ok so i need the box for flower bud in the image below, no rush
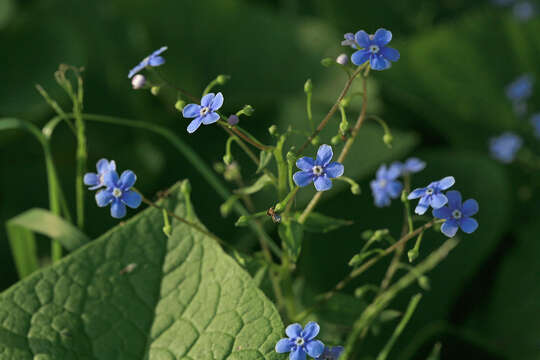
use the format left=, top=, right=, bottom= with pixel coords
left=286, top=151, right=296, bottom=164
left=304, top=79, right=313, bottom=93
left=175, top=100, right=186, bottom=111
left=383, top=133, right=393, bottom=147
left=131, top=74, right=146, bottom=89
left=311, top=136, right=320, bottom=146
left=227, top=115, right=239, bottom=126
left=223, top=153, right=233, bottom=165
left=150, top=86, right=160, bottom=96
left=407, top=248, right=419, bottom=263
left=336, top=53, right=349, bottom=65
left=351, top=184, right=361, bottom=195
left=321, top=57, right=334, bottom=67
left=331, top=135, right=341, bottom=145
left=181, top=179, right=191, bottom=195
left=268, top=125, right=278, bottom=135
left=339, top=120, right=349, bottom=133
left=242, top=105, right=254, bottom=116
left=214, top=162, right=225, bottom=173
left=216, top=74, right=230, bottom=85
left=340, top=97, right=351, bottom=107
left=274, top=203, right=284, bottom=212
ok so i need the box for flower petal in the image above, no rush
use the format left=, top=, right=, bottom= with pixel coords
left=414, top=196, right=430, bottom=215
left=316, top=144, right=333, bottom=166
left=119, top=170, right=137, bottom=189
left=275, top=338, right=294, bottom=353
left=121, top=190, right=142, bottom=209
left=183, top=104, right=202, bottom=118
left=460, top=217, right=479, bottom=234
left=148, top=56, right=165, bottom=67
left=355, top=30, right=371, bottom=48
left=445, top=190, right=462, bottom=210
left=293, top=171, right=314, bottom=187
left=373, top=28, right=392, bottom=46
left=104, top=170, right=119, bottom=188
left=387, top=163, right=402, bottom=180
left=438, top=176, right=455, bottom=191
left=370, top=54, right=391, bottom=71
left=201, top=93, right=215, bottom=107
left=433, top=206, right=452, bottom=219
left=151, top=46, right=168, bottom=57
left=430, top=193, right=448, bottom=209
left=301, top=321, right=320, bottom=340
left=404, top=158, right=425, bottom=173
left=96, top=159, right=110, bottom=173
left=305, top=340, right=325, bottom=358
left=95, top=190, right=113, bottom=207
left=296, top=157, right=315, bottom=171
left=286, top=323, right=303, bottom=338
left=441, top=220, right=459, bottom=238
left=210, top=92, right=224, bottom=111
left=84, top=173, right=99, bottom=186
left=111, top=199, right=127, bottom=219
left=351, top=49, right=371, bottom=66
left=387, top=180, right=403, bottom=198
left=290, top=347, right=307, bottom=360
left=187, top=117, right=203, bottom=133
left=380, top=46, right=400, bottom=62
left=314, top=175, right=332, bottom=192
left=324, top=162, right=344, bottom=178
left=201, top=112, right=220, bottom=125
left=462, top=199, right=479, bottom=216
left=128, top=62, right=146, bottom=79
left=408, top=188, right=426, bottom=200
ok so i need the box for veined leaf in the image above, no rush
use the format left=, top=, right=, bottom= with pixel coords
left=0, top=182, right=284, bottom=359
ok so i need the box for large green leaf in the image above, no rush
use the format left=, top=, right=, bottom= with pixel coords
left=0, top=183, right=283, bottom=359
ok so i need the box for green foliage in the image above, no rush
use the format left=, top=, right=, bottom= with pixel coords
left=296, top=212, right=353, bottom=234
left=0, top=184, right=284, bottom=359
left=278, top=219, right=304, bottom=262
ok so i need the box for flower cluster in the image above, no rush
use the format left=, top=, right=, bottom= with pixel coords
left=293, top=144, right=344, bottom=192
left=84, top=159, right=142, bottom=219
left=276, top=322, right=342, bottom=360
left=341, top=28, right=400, bottom=71
left=370, top=157, right=425, bottom=207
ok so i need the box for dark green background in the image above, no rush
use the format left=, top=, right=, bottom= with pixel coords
left=1, top=0, right=539, bottom=359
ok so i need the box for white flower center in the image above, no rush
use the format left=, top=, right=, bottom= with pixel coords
left=426, top=188, right=434, bottom=195
left=378, top=179, right=387, bottom=188
left=312, top=165, right=324, bottom=176
left=452, top=210, right=462, bottom=219
left=113, top=188, right=123, bottom=198
left=99, top=174, right=104, bottom=185
left=369, top=44, right=380, bottom=53
left=295, top=337, right=305, bottom=346
left=200, top=107, right=210, bottom=116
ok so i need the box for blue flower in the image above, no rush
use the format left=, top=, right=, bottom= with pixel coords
left=433, top=190, right=479, bottom=238
left=316, top=346, right=344, bottom=360
left=489, top=132, right=523, bottom=163
left=531, top=113, right=540, bottom=137
left=128, top=46, right=168, bottom=79
left=341, top=33, right=357, bottom=48
left=513, top=2, right=535, bottom=21
left=275, top=322, right=325, bottom=360
left=293, top=144, right=344, bottom=192
left=396, top=157, right=426, bottom=175
left=370, top=163, right=403, bottom=207
left=182, top=92, right=224, bottom=133
left=506, top=74, right=533, bottom=103
left=351, top=28, right=400, bottom=71
left=407, top=176, right=455, bottom=215
left=95, top=170, right=142, bottom=219
left=84, top=158, right=116, bottom=190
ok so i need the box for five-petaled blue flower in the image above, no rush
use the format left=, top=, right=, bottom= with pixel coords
left=293, top=144, right=344, bottom=192
left=370, top=163, right=403, bottom=207
left=182, top=92, right=224, bottom=133
left=531, top=113, right=540, bottom=138
left=84, top=158, right=116, bottom=190
left=397, top=157, right=426, bottom=175
left=96, top=170, right=142, bottom=219
left=489, top=132, right=523, bottom=163
left=506, top=74, right=533, bottom=103
left=433, top=190, right=479, bottom=238
left=128, top=46, right=168, bottom=79
left=341, top=33, right=357, bottom=48
left=408, top=176, right=455, bottom=215
left=316, top=346, right=344, bottom=360
left=350, top=28, right=400, bottom=71
left=276, top=322, right=325, bottom=360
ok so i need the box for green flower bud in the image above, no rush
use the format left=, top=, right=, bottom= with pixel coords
left=286, top=151, right=296, bottom=164
left=311, top=136, right=320, bottom=146
left=407, top=249, right=419, bottom=263
left=339, top=120, right=349, bottom=133
left=331, top=135, right=341, bottom=145
left=268, top=125, right=278, bottom=135
left=216, top=74, right=230, bottom=85
left=223, top=153, right=233, bottom=165
left=321, top=57, right=334, bottom=67
left=242, top=104, right=254, bottom=116
left=150, top=86, right=160, bottom=96
left=181, top=179, right=192, bottom=195
left=351, top=184, right=361, bottom=195
left=304, top=79, right=313, bottom=93
left=274, top=203, right=284, bottom=212
left=340, top=97, right=351, bottom=107
left=383, top=133, right=393, bottom=147
left=214, top=162, right=226, bottom=173
left=175, top=99, right=186, bottom=111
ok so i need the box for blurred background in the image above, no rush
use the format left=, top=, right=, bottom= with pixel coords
left=1, top=0, right=539, bottom=358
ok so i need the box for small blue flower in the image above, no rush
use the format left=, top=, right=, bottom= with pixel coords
left=370, top=163, right=403, bottom=207
left=408, top=176, right=455, bottom=215
left=128, top=46, right=168, bottom=79
left=492, top=0, right=515, bottom=5
left=513, top=1, right=535, bottom=21
left=95, top=170, right=142, bottom=219
left=489, top=132, right=523, bottom=163
left=351, top=28, right=400, bottom=71
left=433, top=190, right=479, bottom=238
left=84, top=159, right=116, bottom=190
left=293, top=144, right=344, bottom=192
left=341, top=33, right=357, bottom=48
left=397, top=157, right=426, bottom=175
left=275, top=322, right=325, bottom=360
left=316, top=346, right=344, bottom=360
left=506, top=74, right=533, bottom=103
left=531, top=113, right=540, bottom=137
left=182, top=92, right=224, bottom=133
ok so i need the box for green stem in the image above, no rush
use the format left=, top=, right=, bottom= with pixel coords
left=273, top=135, right=288, bottom=199
left=306, top=91, right=313, bottom=131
